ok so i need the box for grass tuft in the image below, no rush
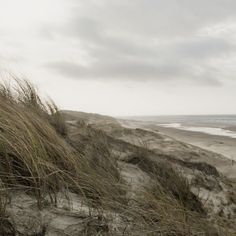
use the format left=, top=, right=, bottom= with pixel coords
left=0, top=78, right=126, bottom=210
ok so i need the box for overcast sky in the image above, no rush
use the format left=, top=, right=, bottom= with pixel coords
left=0, top=0, right=236, bottom=116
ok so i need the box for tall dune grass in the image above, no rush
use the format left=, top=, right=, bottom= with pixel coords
left=0, top=78, right=125, bottom=210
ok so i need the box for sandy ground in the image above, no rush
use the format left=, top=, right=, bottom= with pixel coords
left=154, top=125, right=236, bottom=161
left=119, top=119, right=236, bottom=180
left=153, top=125, right=236, bottom=179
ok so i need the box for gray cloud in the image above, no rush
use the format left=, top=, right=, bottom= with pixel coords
left=46, top=60, right=184, bottom=80
left=45, top=55, right=222, bottom=86
left=45, top=33, right=234, bottom=85
left=41, top=0, right=236, bottom=86
left=2, top=0, right=236, bottom=115
left=65, top=0, right=236, bottom=38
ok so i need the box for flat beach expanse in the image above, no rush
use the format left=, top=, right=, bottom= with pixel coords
left=147, top=124, right=236, bottom=179
left=119, top=119, right=236, bottom=179
left=154, top=125, right=236, bottom=161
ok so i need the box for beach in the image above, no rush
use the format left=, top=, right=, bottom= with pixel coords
left=119, top=118, right=236, bottom=180
left=154, top=125, right=236, bottom=161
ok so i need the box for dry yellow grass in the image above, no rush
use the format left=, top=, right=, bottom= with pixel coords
left=0, top=78, right=125, bottom=210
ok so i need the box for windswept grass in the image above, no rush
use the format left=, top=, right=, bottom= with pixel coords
left=126, top=150, right=205, bottom=214
left=128, top=183, right=219, bottom=236
left=0, top=79, right=67, bottom=136
left=0, top=78, right=125, bottom=210
left=66, top=121, right=127, bottom=208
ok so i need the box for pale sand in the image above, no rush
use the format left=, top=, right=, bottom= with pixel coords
left=150, top=125, right=236, bottom=179
left=154, top=125, right=236, bottom=161
left=119, top=119, right=236, bottom=179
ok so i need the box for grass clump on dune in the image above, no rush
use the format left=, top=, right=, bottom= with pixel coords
left=0, top=78, right=125, bottom=211
left=0, top=79, right=67, bottom=136
left=66, top=121, right=127, bottom=208
left=126, top=150, right=205, bottom=214
left=0, top=79, right=78, bottom=205
left=129, top=183, right=219, bottom=236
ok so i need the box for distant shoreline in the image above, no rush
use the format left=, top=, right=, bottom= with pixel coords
left=157, top=123, right=236, bottom=139
left=119, top=115, right=236, bottom=161
left=153, top=125, right=236, bottom=161
left=119, top=118, right=236, bottom=180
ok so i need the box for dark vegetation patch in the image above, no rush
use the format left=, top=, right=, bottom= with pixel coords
left=0, top=191, right=15, bottom=236
left=192, top=174, right=223, bottom=192
left=151, top=149, right=220, bottom=177
left=126, top=152, right=206, bottom=214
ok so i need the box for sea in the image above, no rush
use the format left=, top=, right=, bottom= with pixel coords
left=128, top=115, right=236, bottom=139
